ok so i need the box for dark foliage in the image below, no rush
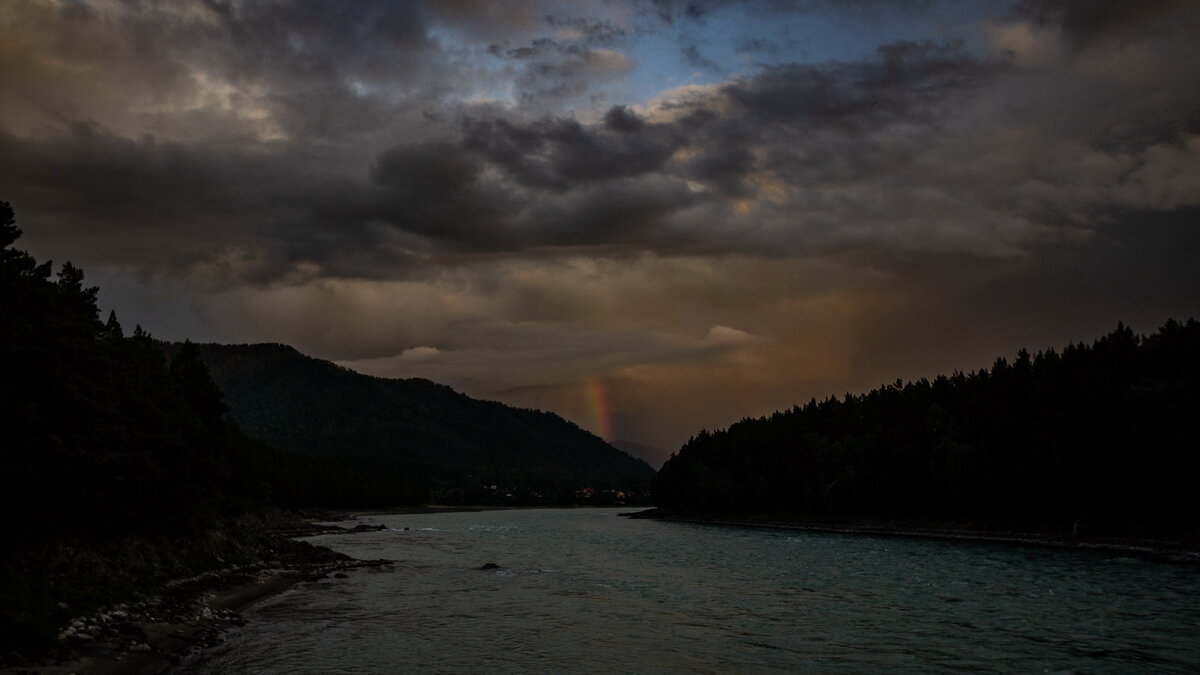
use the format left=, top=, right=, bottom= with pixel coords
left=656, top=319, right=1200, bottom=530
left=178, top=342, right=655, bottom=505
left=1, top=200, right=372, bottom=542
left=0, top=199, right=650, bottom=658
left=0, top=198, right=650, bottom=542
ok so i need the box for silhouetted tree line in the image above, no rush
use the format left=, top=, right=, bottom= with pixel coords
left=656, top=319, right=1200, bottom=529
left=0, top=202, right=429, bottom=542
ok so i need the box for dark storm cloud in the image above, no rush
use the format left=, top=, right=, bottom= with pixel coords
left=642, top=0, right=942, bottom=25
left=462, top=110, right=683, bottom=191
left=1009, top=0, right=1191, bottom=49
left=1, top=0, right=440, bottom=142
left=216, top=35, right=1024, bottom=261
left=364, top=140, right=520, bottom=252
left=0, top=122, right=266, bottom=266
left=522, top=178, right=699, bottom=247
left=438, top=38, right=1003, bottom=252
left=200, top=0, right=431, bottom=76
left=724, top=40, right=1000, bottom=132
left=9, top=0, right=1196, bottom=281
left=687, top=146, right=756, bottom=196
left=5, top=0, right=1199, bottom=452
left=0, top=120, right=440, bottom=283
left=192, top=0, right=446, bottom=139
left=422, top=0, right=546, bottom=41
left=4, top=0, right=1022, bottom=279
left=357, top=129, right=697, bottom=252
left=372, top=141, right=482, bottom=199
left=417, top=38, right=1001, bottom=252
left=491, top=37, right=632, bottom=109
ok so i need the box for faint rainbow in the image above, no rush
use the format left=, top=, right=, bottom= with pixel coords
left=584, top=379, right=613, bottom=441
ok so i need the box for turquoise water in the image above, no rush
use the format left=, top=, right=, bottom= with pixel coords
left=178, top=508, right=1200, bottom=673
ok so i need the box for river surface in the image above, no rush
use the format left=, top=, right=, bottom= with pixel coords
left=178, top=508, right=1200, bottom=673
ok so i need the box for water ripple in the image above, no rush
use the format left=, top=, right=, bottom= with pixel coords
left=177, top=509, right=1200, bottom=674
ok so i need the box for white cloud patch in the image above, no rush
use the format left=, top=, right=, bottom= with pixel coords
left=700, top=325, right=765, bottom=348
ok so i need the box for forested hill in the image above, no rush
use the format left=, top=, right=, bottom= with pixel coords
left=0, top=200, right=441, bottom=540
left=655, top=320, right=1200, bottom=530
left=180, top=342, right=655, bottom=503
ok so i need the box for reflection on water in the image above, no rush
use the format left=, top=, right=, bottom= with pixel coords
left=177, top=508, right=1200, bottom=673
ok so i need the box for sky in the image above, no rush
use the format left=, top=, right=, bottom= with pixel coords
left=2, top=0, right=1199, bottom=466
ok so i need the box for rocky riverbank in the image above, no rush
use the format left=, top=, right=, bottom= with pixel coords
left=1, top=511, right=393, bottom=674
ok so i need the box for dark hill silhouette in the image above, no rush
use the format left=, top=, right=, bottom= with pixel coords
left=656, top=319, right=1200, bottom=534
left=181, top=342, right=654, bottom=502
left=0, top=199, right=648, bottom=659
left=0, top=198, right=446, bottom=540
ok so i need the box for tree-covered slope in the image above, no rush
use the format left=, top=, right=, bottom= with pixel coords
left=656, top=320, right=1200, bottom=529
left=0, top=200, right=430, bottom=544
left=186, top=342, right=655, bottom=500
left=1, top=200, right=254, bottom=540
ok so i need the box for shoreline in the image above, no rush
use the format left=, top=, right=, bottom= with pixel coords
left=7, top=504, right=629, bottom=673
left=22, top=505, right=1195, bottom=672
left=3, top=515, right=394, bottom=675
left=626, top=509, right=1200, bottom=564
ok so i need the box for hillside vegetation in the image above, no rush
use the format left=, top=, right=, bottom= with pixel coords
left=1, top=199, right=651, bottom=658
left=0, top=200, right=307, bottom=541
left=186, top=342, right=654, bottom=505
left=656, top=319, right=1200, bottom=532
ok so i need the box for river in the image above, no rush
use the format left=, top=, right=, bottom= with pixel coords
left=177, top=508, right=1200, bottom=673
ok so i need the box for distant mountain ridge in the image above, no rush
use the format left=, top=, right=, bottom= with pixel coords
left=183, top=343, right=654, bottom=501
